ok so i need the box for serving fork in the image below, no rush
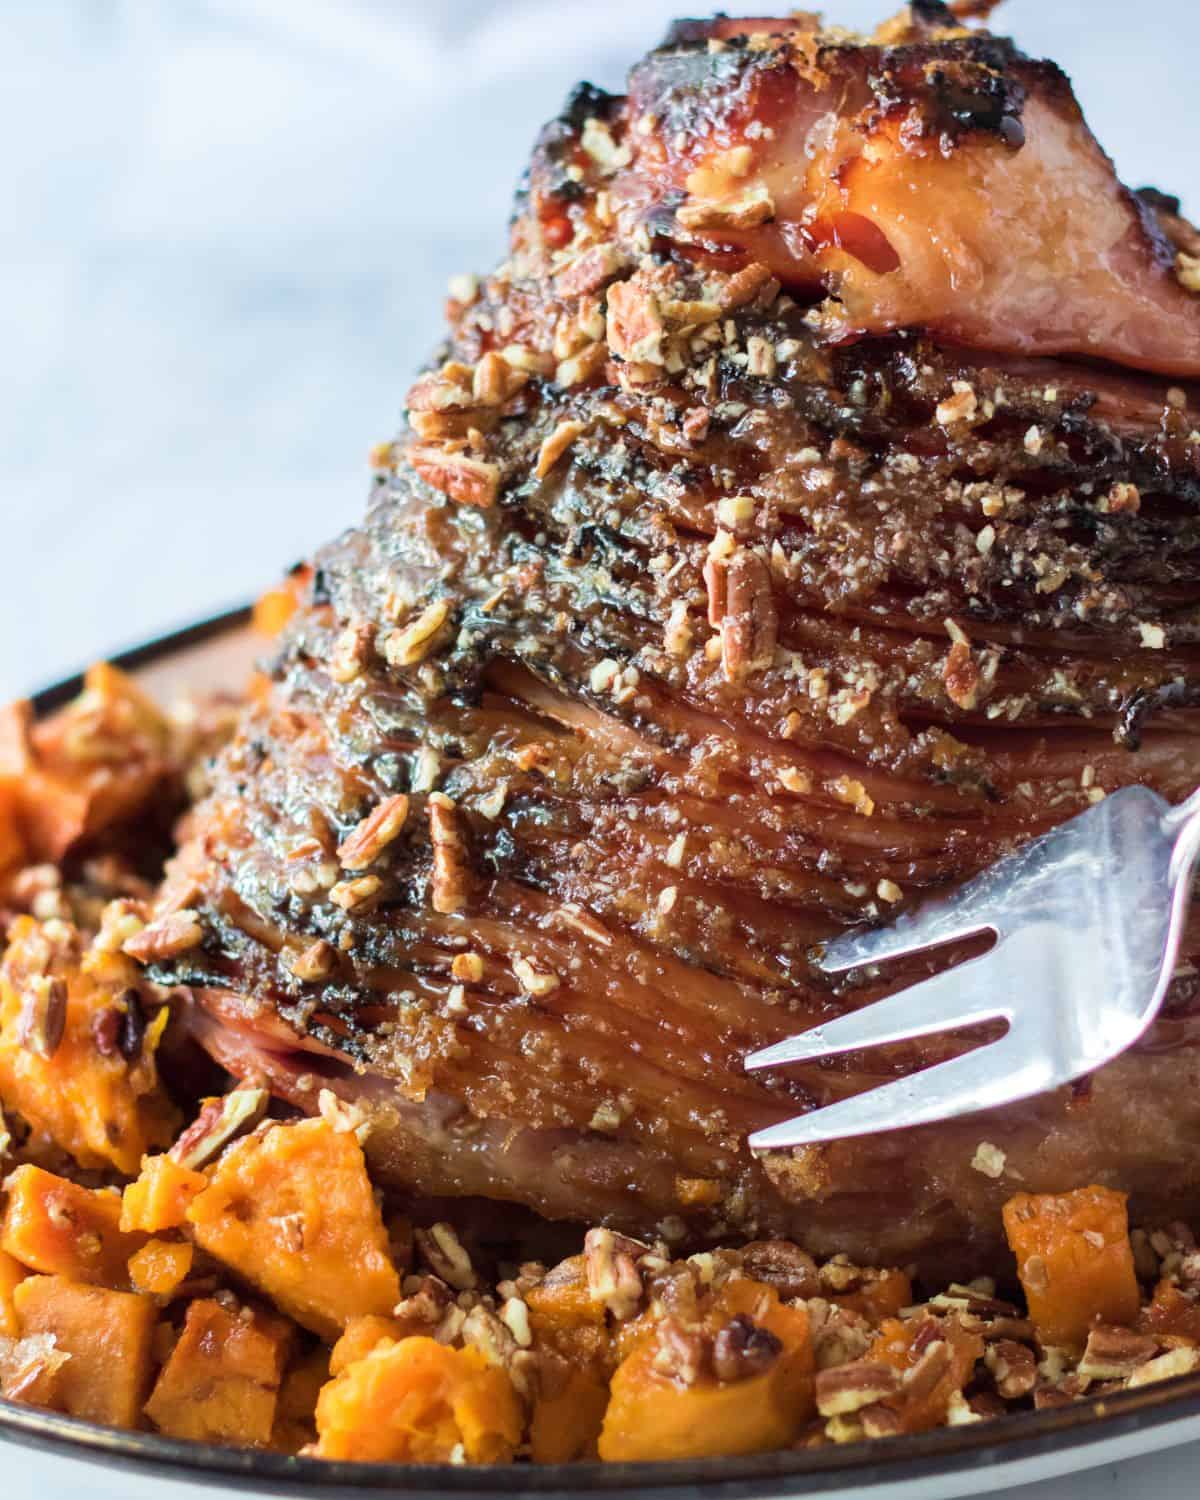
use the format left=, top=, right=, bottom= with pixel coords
left=745, top=784, right=1200, bottom=1151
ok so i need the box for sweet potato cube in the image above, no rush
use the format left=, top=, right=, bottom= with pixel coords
left=1, top=1165, right=145, bottom=1288
left=0, top=1248, right=27, bottom=1336
left=14, top=1274, right=156, bottom=1428
left=0, top=779, right=25, bottom=873
left=186, top=1117, right=401, bottom=1338
left=314, top=1336, right=524, bottom=1462
left=1003, top=1186, right=1139, bottom=1348
left=120, top=1154, right=208, bottom=1234
left=598, top=1280, right=814, bottom=1462
left=145, top=1297, right=295, bottom=1446
left=530, top=1367, right=610, bottom=1463
left=0, top=915, right=179, bottom=1173
left=128, top=1239, right=194, bottom=1298
left=330, top=1314, right=408, bottom=1376
left=272, top=1346, right=331, bottom=1453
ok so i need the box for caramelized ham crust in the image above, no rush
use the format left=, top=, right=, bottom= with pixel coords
left=150, top=5, right=1200, bottom=1276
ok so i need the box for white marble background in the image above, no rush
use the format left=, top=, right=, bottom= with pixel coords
left=2, top=1, right=1198, bottom=1496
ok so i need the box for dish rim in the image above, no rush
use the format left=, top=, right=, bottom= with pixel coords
left=5, top=604, right=1200, bottom=1496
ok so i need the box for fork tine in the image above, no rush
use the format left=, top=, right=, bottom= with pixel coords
left=747, top=1033, right=1035, bottom=1151
left=743, top=954, right=1007, bottom=1071
left=816, top=907, right=995, bottom=976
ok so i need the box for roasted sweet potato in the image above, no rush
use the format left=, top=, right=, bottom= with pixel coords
left=0, top=915, right=178, bottom=1174
left=14, top=1274, right=156, bottom=1427
left=145, top=1296, right=295, bottom=1446
left=314, top=1336, right=524, bottom=1463
left=598, top=1279, right=814, bottom=1462
left=0, top=778, right=25, bottom=874
left=3, top=665, right=172, bottom=862
left=128, top=1239, right=194, bottom=1298
left=0, top=1248, right=28, bottom=1337
left=120, top=1154, right=207, bottom=1234
left=867, top=1316, right=984, bottom=1433
left=186, top=1117, right=401, bottom=1338
left=272, top=1346, right=331, bottom=1453
left=525, top=1254, right=616, bottom=1462
left=330, top=1315, right=407, bottom=1376
left=1, top=1165, right=145, bottom=1288
left=1003, top=1187, right=1139, bottom=1348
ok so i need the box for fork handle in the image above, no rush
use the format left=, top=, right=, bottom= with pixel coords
left=1165, top=786, right=1200, bottom=888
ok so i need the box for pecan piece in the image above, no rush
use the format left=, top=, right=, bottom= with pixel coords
left=711, top=1314, right=783, bottom=1383
left=16, top=976, right=67, bottom=1059
left=739, top=1240, right=820, bottom=1300
left=428, top=794, right=470, bottom=915
left=1077, top=1325, right=1159, bottom=1380
left=584, top=1227, right=646, bottom=1321
left=415, top=1223, right=477, bottom=1291
left=124, top=909, right=204, bottom=963
left=169, top=1087, right=270, bottom=1171
left=984, top=1339, right=1037, bottom=1399
left=337, top=794, right=410, bottom=870
left=816, top=1360, right=901, bottom=1416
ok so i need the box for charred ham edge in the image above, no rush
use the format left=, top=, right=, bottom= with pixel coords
left=605, top=10, right=1200, bottom=375
left=149, top=7, right=1200, bottom=1277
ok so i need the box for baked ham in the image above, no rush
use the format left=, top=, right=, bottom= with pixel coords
left=149, top=4, right=1200, bottom=1276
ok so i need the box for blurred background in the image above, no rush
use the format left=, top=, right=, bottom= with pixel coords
left=1, top=0, right=1197, bottom=700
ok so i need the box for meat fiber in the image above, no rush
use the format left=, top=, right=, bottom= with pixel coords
left=148, top=4, right=1200, bottom=1275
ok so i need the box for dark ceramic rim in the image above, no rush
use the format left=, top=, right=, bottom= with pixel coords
left=5, top=606, right=1200, bottom=1496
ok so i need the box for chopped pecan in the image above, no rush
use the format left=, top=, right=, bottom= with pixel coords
left=429, top=794, right=470, bottom=915
left=606, top=278, right=665, bottom=365
left=705, top=547, right=778, bottom=681
left=1077, top=1324, right=1159, bottom=1380
left=16, top=976, right=67, bottom=1059
left=170, top=1088, right=270, bottom=1171
left=290, top=938, right=338, bottom=982
left=677, top=185, right=775, bottom=231
left=337, top=794, right=410, bottom=870
left=408, top=445, right=500, bottom=508
left=712, top=1314, right=783, bottom=1383
left=124, top=909, right=204, bottom=963
left=384, top=600, right=452, bottom=669
left=328, top=874, right=382, bottom=911
left=535, top=419, right=588, bottom=480
left=584, top=1227, right=646, bottom=1321
left=984, top=1339, right=1037, bottom=1399
left=652, top=1317, right=710, bottom=1385
left=815, top=1360, right=901, bottom=1416
left=739, top=1240, right=820, bottom=1300
left=415, top=1223, right=477, bottom=1291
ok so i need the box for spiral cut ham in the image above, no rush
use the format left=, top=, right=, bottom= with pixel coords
left=150, top=3, right=1200, bottom=1275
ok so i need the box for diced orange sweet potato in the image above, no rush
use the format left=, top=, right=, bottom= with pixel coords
left=186, top=1117, right=401, bottom=1338
left=253, top=587, right=300, bottom=638
left=598, top=1279, right=814, bottom=1462
left=145, top=1296, right=295, bottom=1446
left=867, top=1316, right=984, bottom=1433
left=9, top=666, right=171, bottom=861
left=531, top=1367, right=611, bottom=1463
left=1003, top=1186, right=1139, bottom=1348
left=0, top=1248, right=28, bottom=1336
left=272, top=1346, right=331, bottom=1453
left=833, top=1268, right=913, bottom=1323
left=14, top=1274, right=156, bottom=1428
left=120, top=1154, right=208, bottom=1234
left=314, top=1336, right=524, bottom=1463
left=128, top=1239, right=194, bottom=1298
left=1, top=1165, right=145, bottom=1288
left=331, top=1315, right=408, bottom=1376
left=0, top=916, right=178, bottom=1173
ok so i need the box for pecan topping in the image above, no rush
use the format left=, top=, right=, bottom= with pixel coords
left=653, top=1317, right=709, bottom=1385
left=415, top=1223, right=477, bottom=1291
left=704, top=546, right=777, bottom=682
left=428, top=794, right=470, bottom=915
left=712, top=1314, right=783, bottom=1383
left=984, top=1339, right=1037, bottom=1399
left=337, top=794, right=410, bottom=870
left=169, top=1087, right=270, bottom=1171
left=1077, top=1324, right=1159, bottom=1380
left=17, top=976, right=67, bottom=1059
left=408, top=446, right=500, bottom=508
left=383, top=601, right=452, bottom=669
left=123, top=909, right=204, bottom=963
left=739, top=1240, right=819, bottom=1300
left=816, top=1360, right=901, bottom=1416
left=584, top=1227, right=646, bottom=1321
left=290, top=939, right=338, bottom=982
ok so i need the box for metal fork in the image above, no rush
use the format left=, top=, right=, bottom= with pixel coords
left=745, top=784, right=1200, bottom=1151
